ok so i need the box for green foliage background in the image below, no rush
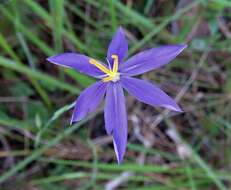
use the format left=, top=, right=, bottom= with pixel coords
left=0, top=0, right=231, bottom=189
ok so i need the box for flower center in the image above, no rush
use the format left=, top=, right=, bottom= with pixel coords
left=89, top=54, right=120, bottom=82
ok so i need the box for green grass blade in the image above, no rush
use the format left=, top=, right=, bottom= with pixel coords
left=0, top=33, right=20, bottom=63
left=0, top=112, right=97, bottom=184
left=0, top=56, right=80, bottom=94
left=185, top=142, right=228, bottom=190
left=211, top=0, right=231, bottom=7
left=108, top=0, right=117, bottom=32
left=49, top=0, right=64, bottom=52
left=23, top=0, right=89, bottom=53
left=129, top=0, right=202, bottom=55
left=111, top=0, right=154, bottom=29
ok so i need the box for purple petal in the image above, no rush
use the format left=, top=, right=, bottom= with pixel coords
left=107, top=27, right=128, bottom=67
left=119, top=45, right=187, bottom=76
left=104, top=82, right=127, bottom=163
left=121, top=76, right=182, bottom=112
left=47, top=53, right=105, bottom=78
left=71, top=81, right=107, bottom=124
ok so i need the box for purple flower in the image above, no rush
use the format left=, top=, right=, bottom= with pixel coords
left=47, top=27, right=187, bottom=164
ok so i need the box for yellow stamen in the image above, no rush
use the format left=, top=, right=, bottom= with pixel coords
left=112, top=54, right=118, bottom=73
left=103, top=76, right=114, bottom=82
left=89, top=58, right=111, bottom=75
left=89, top=55, right=120, bottom=82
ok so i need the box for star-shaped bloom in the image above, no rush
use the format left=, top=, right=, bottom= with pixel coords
left=47, top=27, right=187, bottom=163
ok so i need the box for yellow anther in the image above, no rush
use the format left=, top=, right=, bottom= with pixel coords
left=89, top=55, right=120, bottom=82
left=112, top=54, right=119, bottom=73
left=89, top=58, right=111, bottom=75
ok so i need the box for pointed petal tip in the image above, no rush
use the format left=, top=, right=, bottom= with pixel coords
left=70, top=120, right=74, bottom=126
left=70, top=112, right=84, bottom=125
left=114, top=141, right=126, bottom=165
left=183, top=44, right=188, bottom=48
left=171, top=44, right=187, bottom=58
left=46, top=55, right=60, bottom=64
left=163, top=104, right=183, bottom=112
left=182, top=44, right=188, bottom=48
left=117, top=157, right=123, bottom=164
left=173, top=103, right=183, bottom=113
left=107, top=26, right=128, bottom=64
left=104, top=126, right=113, bottom=135
left=179, top=44, right=188, bottom=51
left=46, top=56, right=53, bottom=62
left=115, top=147, right=124, bottom=164
left=118, top=26, right=124, bottom=32
left=70, top=116, right=83, bottom=125
left=175, top=107, right=183, bottom=113
left=70, top=109, right=83, bottom=125
left=70, top=117, right=78, bottom=125
left=114, top=143, right=126, bottom=165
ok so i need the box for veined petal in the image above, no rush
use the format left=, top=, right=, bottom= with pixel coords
left=104, top=82, right=127, bottom=163
left=71, top=81, right=107, bottom=124
left=121, top=77, right=182, bottom=112
left=119, top=45, right=187, bottom=76
left=107, top=27, right=128, bottom=67
left=47, top=53, right=105, bottom=78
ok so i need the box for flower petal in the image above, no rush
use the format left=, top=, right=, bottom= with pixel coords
left=104, top=82, right=127, bottom=163
left=121, top=76, right=182, bottom=112
left=107, top=27, right=128, bottom=67
left=119, top=45, right=187, bottom=76
left=47, top=53, right=105, bottom=78
left=71, top=81, right=107, bottom=124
